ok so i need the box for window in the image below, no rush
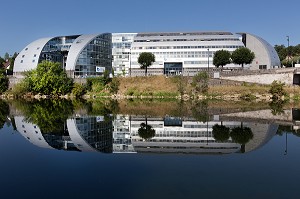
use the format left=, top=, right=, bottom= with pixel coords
left=37, top=47, right=40, bottom=50
left=25, top=48, right=28, bottom=51
left=259, top=65, right=267, bottom=69
left=32, top=60, right=35, bottom=63
left=20, top=60, right=23, bottom=63
left=22, top=55, right=25, bottom=58
left=34, top=54, right=37, bottom=57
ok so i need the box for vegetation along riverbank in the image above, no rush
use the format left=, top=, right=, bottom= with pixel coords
left=1, top=61, right=300, bottom=102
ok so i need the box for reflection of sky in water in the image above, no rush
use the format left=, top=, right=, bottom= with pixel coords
left=1, top=122, right=300, bottom=199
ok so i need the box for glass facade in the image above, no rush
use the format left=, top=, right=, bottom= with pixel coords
left=74, top=33, right=112, bottom=77
left=39, top=35, right=80, bottom=68
left=164, top=62, right=183, bottom=75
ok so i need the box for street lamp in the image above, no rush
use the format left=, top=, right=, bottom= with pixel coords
left=129, top=48, right=132, bottom=77
left=207, top=48, right=210, bottom=76
left=287, top=36, right=290, bottom=67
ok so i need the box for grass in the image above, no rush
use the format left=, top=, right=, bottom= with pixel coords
left=87, top=75, right=300, bottom=100
left=118, top=76, right=179, bottom=96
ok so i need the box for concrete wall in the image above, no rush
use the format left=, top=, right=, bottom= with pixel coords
left=221, top=73, right=293, bottom=85
left=219, top=68, right=295, bottom=85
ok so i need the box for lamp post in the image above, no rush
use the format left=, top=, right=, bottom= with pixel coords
left=207, top=48, right=210, bottom=75
left=129, top=48, right=132, bottom=77
left=287, top=36, right=290, bottom=67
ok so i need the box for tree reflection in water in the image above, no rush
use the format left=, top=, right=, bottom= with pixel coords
left=12, top=99, right=73, bottom=133
left=138, top=116, right=155, bottom=140
left=0, top=100, right=9, bottom=129
left=230, top=124, right=254, bottom=153
left=212, top=124, right=230, bottom=142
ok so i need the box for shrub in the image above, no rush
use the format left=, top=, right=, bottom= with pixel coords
left=269, top=80, right=287, bottom=100
left=191, top=72, right=209, bottom=94
left=240, top=93, right=256, bottom=101
left=22, top=61, right=73, bottom=95
left=11, top=81, right=30, bottom=97
left=72, top=83, right=86, bottom=98
left=109, top=78, right=120, bottom=94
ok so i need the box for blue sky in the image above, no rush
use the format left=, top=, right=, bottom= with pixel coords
left=1, top=0, right=299, bottom=57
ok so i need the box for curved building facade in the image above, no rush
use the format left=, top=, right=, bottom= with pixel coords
left=14, top=31, right=279, bottom=77
left=14, top=33, right=112, bottom=77
left=238, top=33, right=280, bottom=70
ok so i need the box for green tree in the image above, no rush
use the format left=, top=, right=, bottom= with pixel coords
left=231, top=47, right=255, bottom=68
left=191, top=71, right=209, bottom=94
left=7, top=52, right=18, bottom=75
left=4, top=52, right=9, bottom=60
left=137, top=52, right=155, bottom=76
left=138, top=117, right=155, bottom=140
left=213, top=50, right=231, bottom=68
left=212, top=124, right=230, bottom=142
left=23, top=61, right=73, bottom=95
left=274, top=45, right=287, bottom=61
left=0, top=69, right=9, bottom=93
left=0, top=57, right=4, bottom=68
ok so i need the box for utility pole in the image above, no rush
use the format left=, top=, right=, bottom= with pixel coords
left=287, top=36, right=290, bottom=67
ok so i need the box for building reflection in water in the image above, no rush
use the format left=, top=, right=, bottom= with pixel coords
left=15, top=114, right=279, bottom=155
left=15, top=115, right=113, bottom=153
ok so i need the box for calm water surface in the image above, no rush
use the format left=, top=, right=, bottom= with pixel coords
left=0, top=99, right=300, bottom=199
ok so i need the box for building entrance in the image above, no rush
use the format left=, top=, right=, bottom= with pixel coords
left=164, top=62, right=183, bottom=76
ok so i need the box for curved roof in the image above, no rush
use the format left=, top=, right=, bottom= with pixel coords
left=14, top=37, right=54, bottom=72
left=247, top=33, right=280, bottom=66
left=65, top=34, right=102, bottom=71
left=238, top=33, right=281, bottom=68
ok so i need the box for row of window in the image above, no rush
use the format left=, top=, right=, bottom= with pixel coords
left=24, top=47, right=40, bottom=51
left=132, top=45, right=243, bottom=50
left=20, top=59, right=36, bottom=63
left=134, top=38, right=240, bottom=43
left=138, top=32, right=233, bottom=37
left=132, top=51, right=215, bottom=56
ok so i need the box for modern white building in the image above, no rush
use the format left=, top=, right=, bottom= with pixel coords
left=112, top=33, right=137, bottom=76
left=13, top=31, right=280, bottom=78
left=128, top=31, right=281, bottom=76
left=14, top=34, right=112, bottom=78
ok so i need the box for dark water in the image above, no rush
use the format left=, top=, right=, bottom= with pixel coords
left=0, top=99, right=300, bottom=199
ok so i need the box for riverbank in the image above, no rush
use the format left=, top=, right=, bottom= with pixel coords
left=3, top=75, right=300, bottom=101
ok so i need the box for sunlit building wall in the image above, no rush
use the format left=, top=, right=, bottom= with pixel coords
left=130, top=32, right=245, bottom=76
left=14, top=34, right=112, bottom=78
left=112, top=33, right=137, bottom=76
